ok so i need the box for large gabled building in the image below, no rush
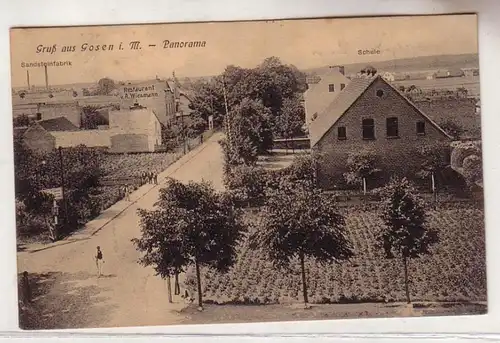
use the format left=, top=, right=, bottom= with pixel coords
left=303, top=66, right=350, bottom=127
left=308, top=74, right=452, bottom=189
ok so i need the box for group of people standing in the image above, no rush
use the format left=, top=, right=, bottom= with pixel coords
left=118, top=172, right=159, bottom=202
left=142, top=171, right=158, bottom=185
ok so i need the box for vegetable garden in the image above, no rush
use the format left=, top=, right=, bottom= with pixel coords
left=186, top=204, right=486, bottom=305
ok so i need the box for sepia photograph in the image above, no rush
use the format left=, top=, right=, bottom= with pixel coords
left=10, top=14, right=486, bottom=330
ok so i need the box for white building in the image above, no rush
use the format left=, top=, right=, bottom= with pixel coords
left=303, top=65, right=350, bottom=127
left=382, top=72, right=395, bottom=82
left=108, top=106, right=162, bottom=153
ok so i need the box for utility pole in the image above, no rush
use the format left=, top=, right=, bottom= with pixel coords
left=58, top=147, right=69, bottom=235
left=222, top=77, right=231, bottom=146
left=181, top=112, right=187, bottom=154
left=221, top=76, right=237, bottom=164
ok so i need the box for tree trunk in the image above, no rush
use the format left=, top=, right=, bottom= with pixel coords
left=403, top=255, right=411, bottom=304
left=362, top=177, right=367, bottom=207
left=174, top=272, right=180, bottom=295
left=300, top=252, right=309, bottom=306
left=195, top=258, right=203, bottom=310
left=167, top=276, right=173, bottom=303
left=431, top=172, right=437, bottom=207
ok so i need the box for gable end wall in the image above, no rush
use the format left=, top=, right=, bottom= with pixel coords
left=316, top=78, right=450, bottom=189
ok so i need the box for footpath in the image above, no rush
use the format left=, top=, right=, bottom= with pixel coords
left=20, top=132, right=223, bottom=254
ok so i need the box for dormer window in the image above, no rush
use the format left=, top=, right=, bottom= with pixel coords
left=328, top=84, right=335, bottom=92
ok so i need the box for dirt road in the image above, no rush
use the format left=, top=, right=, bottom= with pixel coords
left=17, top=132, right=225, bottom=329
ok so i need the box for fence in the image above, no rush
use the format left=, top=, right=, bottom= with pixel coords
left=272, top=137, right=310, bottom=150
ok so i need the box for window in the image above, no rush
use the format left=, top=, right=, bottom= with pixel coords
left=386, top=117, right=399, bottom=137
left=362, top=118, right=375, bottom=140
left=376, top=89, right=384, bottom=98
left=338, top=127, right=346, bottom=140
left=328, top=84, right=335, bottom=92
left=340, top=83, right=346, bottom=91
left=416, top=121, right=426, bottom=135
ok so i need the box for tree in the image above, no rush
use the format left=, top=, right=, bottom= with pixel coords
left=132, top=179, right=246, bottom=310
left=13, top=137, right=44, bottom=198
left=189, top=78, right=225, bottom=127
left=14, top=141, right=104, bottom=239
left=13, top=114, right=32, bottom=128
left=223, top=164, right=268, bottom=206
left=361, top=65, right=377, bottom=76
left=456, top=87, right=468, bottom=98
left=97, top=77, right=116, bottom=95
left=255, top=57, right=308, bottom=115
left=376, top=177, right=438, bottom=304
left=190, top=57, right=307, bottom=132
left=277, top=152, right=321, bottom=188
left=230, top=98, right=274, bottom=155
left=439, top=120, right=464, bottom=140
left=81, top=105, right=108, bottom=129
left=250, top=179, right=353, bottom=307
left=343, top=149, right=381, bottom=194
left=273, top=95, right=305, bottom=146
left=462, top=155, right=483, bottom=191
left=219, top=134, right=258, bottom=185
left=184, top=114, right=207, bottom=138
left=416, top=143, right=450, bottom=202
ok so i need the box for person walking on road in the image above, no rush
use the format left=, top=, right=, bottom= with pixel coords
left=95, top=246, right=105, bottom=277
left=125, top=184, right=131, bottom=201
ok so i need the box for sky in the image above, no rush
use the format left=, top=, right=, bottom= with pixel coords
left=9, top=14, right=478, bottom=88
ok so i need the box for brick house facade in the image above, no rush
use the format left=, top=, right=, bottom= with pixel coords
left=309, top=75, right=452, bottom=190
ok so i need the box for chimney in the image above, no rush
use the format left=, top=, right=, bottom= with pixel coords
left=329, top=65, right=345, bottom=75
left=26, top=70, right=30, bottom=89
left=44, top=65, right=49, bottom=90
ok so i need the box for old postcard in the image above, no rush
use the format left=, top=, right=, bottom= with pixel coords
left=11, top=14, right=485, bottom=330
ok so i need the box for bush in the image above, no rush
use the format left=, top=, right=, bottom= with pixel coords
left=224, top=165, right=269, bottom=206
left=462, top=155, right=483, bottom=190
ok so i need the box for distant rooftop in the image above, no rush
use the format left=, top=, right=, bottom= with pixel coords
left=38, top=117, right=79, bottom=132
